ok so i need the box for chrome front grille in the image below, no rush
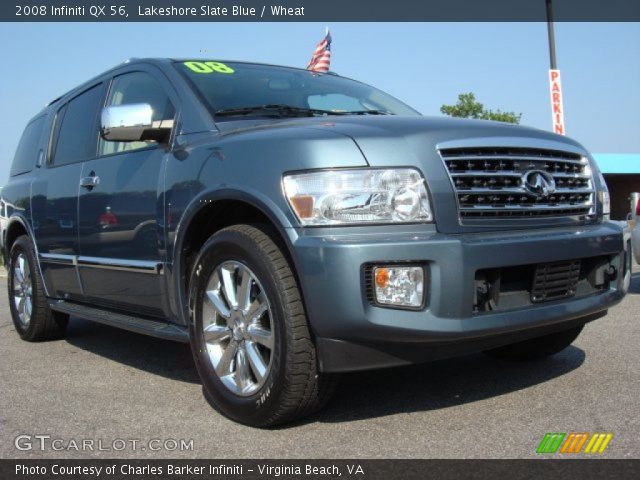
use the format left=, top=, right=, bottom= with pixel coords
left=439, top=147, right=595, bottom=219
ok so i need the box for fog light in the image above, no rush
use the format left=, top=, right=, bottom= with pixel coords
left=373, top=266, right=425, bottom=308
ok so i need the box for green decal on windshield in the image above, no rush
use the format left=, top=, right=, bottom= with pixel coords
left=183, top=61, right=234, bottom=74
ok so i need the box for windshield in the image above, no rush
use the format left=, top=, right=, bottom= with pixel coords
left=174, top=60, right=420, bottom=119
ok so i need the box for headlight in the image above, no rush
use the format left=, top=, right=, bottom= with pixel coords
left=596, top=171, right=610, bottom=218
left=283, top=168, right=433, bottom=225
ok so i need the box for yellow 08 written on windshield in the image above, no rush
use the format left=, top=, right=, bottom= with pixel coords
left=183, top=61, right=235, bottom=74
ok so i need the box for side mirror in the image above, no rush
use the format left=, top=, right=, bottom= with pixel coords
left=100, top=103, right=173, bottom=143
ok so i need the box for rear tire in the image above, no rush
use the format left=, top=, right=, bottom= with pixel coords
left=188, top=224, right=338, bottom=427
left=8, top=235, right=69, bottom=341
left=484, top=325, right=584, bottom=361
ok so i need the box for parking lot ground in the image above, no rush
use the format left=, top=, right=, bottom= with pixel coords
left=1, top=270, right=639, bottom=459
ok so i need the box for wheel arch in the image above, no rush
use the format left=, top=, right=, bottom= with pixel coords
left=172, top=188, right=303, bottom=327
left=4, top=215, right=32, bottom=263
left=3, top=214, right=49, bottom=296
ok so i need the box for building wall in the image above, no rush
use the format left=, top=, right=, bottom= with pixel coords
left=602, top=174, right=640, bottom=220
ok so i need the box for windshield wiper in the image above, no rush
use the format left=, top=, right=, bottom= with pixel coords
left=338, top=110, right=393, bottom=115
left=214, top=104, right=336, bottom=118
left=214, top=104, right=394, bottom=118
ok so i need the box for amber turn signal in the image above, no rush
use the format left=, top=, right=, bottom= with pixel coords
left=375, top=267, right=390, bottom=288
left=289, top=195, right=314, bottom=219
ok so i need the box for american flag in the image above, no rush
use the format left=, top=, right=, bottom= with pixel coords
left=307, top=28, right=331, bottom=73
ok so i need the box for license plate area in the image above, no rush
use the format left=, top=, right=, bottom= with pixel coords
left=531, top=260, right=581, bottom=303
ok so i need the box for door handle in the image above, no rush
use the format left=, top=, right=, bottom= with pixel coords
left=80, top=173, right=100, bottom=190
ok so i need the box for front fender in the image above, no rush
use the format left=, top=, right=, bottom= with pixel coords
left=170, top=186, right=299, bottom=326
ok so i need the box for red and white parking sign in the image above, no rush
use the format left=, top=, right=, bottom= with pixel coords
left=549, top=69, right=565, bottom=135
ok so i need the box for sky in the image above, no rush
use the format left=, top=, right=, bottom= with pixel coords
left=0, top=22, right=638, bottom=184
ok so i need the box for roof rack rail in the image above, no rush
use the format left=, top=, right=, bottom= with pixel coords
left=46, top=95, right=63, bottom=106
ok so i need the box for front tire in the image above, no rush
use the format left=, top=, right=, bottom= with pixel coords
left=8, top=235, right=69, bottom=341
left=188, top=224, right=337, bottom=427
left=484, top=325, right=584, bottom=361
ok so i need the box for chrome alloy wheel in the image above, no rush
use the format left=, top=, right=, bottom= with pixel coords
left=201, top=261, right=275, bottom=396
left=12, top=253, right=33, bottom=327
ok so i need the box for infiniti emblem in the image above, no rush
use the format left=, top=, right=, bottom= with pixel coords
left=523, top=170, right=556, bottom=197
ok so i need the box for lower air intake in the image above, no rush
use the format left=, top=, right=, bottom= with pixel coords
left=531, top=260, right=581, bottom=303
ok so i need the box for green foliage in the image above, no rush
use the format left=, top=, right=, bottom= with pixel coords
left=440, top=92, right=522, bottom=124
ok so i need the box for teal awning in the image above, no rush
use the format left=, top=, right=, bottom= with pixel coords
left=593, top=154, right=640, bottom=174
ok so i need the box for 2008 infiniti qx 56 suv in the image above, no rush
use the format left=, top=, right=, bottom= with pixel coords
left=1, top=59, right=630, bottom=426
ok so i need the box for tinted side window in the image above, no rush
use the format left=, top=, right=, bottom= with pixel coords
left=10, top=116, right=46, bottom=176
left=53, top=84, right=104, bottom=166
left=99, top=72, right=175, bottom=156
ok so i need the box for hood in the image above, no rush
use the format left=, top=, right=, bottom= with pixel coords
left=215, top=115, right=595, bottom=234
left=214, top=115, right=588, bottom=162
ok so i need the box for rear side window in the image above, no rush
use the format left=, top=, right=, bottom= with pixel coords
left=10, top=116, right=45, bottom=176
left=52, top=84, right=104, bottom=166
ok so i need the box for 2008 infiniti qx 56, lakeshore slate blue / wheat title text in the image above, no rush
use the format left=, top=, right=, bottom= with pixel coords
left=1, top=59, right=629, bottom=426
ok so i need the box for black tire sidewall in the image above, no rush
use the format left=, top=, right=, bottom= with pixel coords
left=188, top=229, right=290, bottom=425
left=7, top=236, right=38, bottom=339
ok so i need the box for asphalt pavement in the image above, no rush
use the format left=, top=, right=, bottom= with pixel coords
left=1, top=269, right=638, bottom=459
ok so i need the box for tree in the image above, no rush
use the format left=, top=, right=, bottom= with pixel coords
left=440, top=93, right=522, bottom=124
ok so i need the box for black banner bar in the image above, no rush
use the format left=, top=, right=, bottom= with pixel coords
left=2, top=459, right=640, bottom=480
left=3, top=0, right=640, bottom=22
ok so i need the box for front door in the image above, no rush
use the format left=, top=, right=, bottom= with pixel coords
left=77, top=68, right=177, bottom=317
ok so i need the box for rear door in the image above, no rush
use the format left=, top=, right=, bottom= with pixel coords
left=32, top=83, right=106, bottom=299
left=76, top=66, right=177, bottom=317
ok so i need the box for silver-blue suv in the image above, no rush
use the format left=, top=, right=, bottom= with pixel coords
left=1, top=59, right=629, bottom=426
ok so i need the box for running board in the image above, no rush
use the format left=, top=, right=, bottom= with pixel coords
left=48, top=300, right=189, bottom=343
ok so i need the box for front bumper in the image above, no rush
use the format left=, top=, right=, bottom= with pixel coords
left=290, top=222, right=628, bottom=372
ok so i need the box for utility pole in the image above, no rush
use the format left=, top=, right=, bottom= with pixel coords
left=546, top=0, right=565, bottom=135
left=546, top=0, right=557, bottom=70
